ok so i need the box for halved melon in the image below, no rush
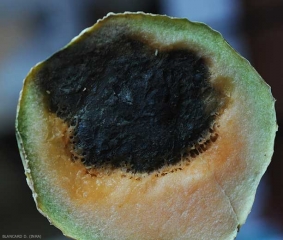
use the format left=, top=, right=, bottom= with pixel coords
left=16, top=12, right=277, bottom=240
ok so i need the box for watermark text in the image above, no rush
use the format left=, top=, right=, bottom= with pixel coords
left=2, top=235, right=41, bottom=239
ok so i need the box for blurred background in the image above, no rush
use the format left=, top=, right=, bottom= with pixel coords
left=0, top=0, right=282, bottom=239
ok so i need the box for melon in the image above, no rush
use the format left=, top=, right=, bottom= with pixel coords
left=16, top=12, right=277, bottom=240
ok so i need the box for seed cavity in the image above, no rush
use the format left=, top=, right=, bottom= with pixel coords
left=37, top=29, right=229, bottom=175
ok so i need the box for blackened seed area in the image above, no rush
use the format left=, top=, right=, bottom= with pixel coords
left=37, top=33, right=219, bottom=173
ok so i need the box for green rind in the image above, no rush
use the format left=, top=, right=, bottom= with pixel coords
left=16, top=12, right=277, bottom=240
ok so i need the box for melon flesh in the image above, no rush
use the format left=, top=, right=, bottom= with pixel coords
left=16, top=12, right=277, bottom=240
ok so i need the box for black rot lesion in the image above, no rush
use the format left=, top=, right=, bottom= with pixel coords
left=36, top=31, right=225, bottom=174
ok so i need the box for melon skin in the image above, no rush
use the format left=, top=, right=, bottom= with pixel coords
left=16, top=12, right=277, bottom=240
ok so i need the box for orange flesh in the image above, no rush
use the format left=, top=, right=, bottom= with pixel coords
left=42, top=108, right=243, bottom=205
left=33, top=96, right=244, bottom=238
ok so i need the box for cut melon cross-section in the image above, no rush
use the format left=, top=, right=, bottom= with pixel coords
left=16, top=12, right=277, bottom=240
